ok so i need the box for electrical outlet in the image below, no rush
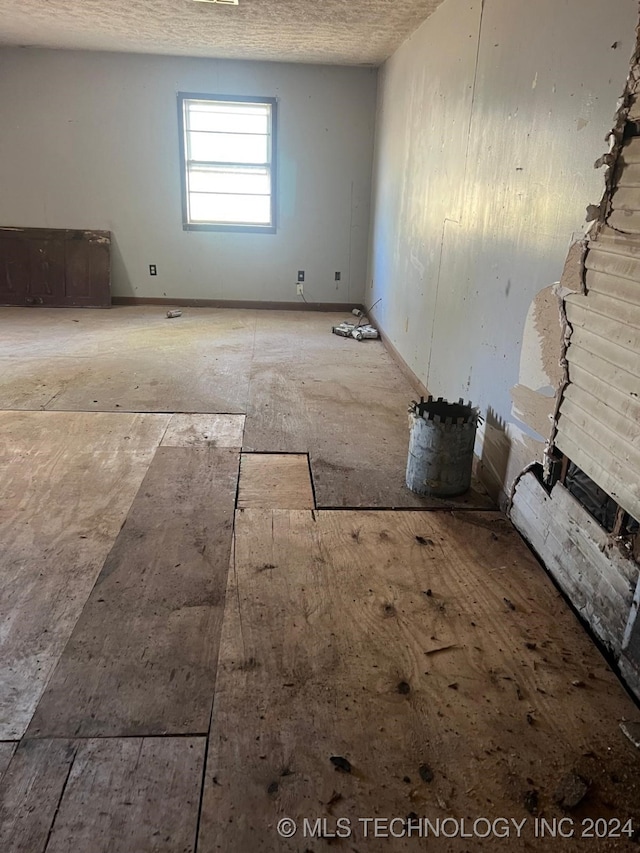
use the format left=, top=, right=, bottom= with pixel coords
left=335, top=271, right=341, bottom=281
left=296, top=283, right=304, bottom=296
left=149, top=264, right=157, bottom=276
left=297, top=270, right=305, bottom=282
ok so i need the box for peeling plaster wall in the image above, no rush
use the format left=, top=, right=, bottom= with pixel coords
left=0, top=48, right=376, bottom=302
left=367, top=0, right=637, bottom=504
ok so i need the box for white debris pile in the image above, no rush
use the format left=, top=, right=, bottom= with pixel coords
left=332, top=308, right=379, bottom=342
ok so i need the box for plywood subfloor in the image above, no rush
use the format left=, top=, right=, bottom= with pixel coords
left=28, top=447, right=239, bottom=738
left=0, top=744, right=16, bottom=783
left=0, top=410, right=170, bottom=739
left=0, top=307, right=492, bottom=509
left=0, top=737, right=204, bottom=853
left=198, top=509, right=640, bottom=852
left=4, top=308, right=640, bottom=851
left=245, top=311, right=491, bottom=509
left=237, top=453, right=315, bottom=509
left=161, top=413, right=245, bottom=447
left=0, top=307, right=254, bottom=414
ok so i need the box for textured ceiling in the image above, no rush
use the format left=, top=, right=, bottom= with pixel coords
left=0, top=0, right=445, bottom=66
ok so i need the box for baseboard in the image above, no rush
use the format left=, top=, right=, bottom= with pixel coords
left=368, top=307, right=429, bottom=400
left=619, top=655, right=640, bottom=704
left=111, top=296, right=362, bottom=312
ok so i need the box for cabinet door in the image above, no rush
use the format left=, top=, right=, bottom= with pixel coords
left=64, top=232, right=111, bottom=307
left=0, top=233, right=29, bottom=305
left=0, top=228, right=111, bottom=307
left=26, top=236, right=66, bottom=304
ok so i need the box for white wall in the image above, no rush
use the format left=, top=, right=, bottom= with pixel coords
left=367, top=0, right=637, bottom=500
left=0, top=49, right=377, bottom=303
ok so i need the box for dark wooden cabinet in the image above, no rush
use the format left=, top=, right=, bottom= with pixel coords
left=0, top=227, right=111, bottom=308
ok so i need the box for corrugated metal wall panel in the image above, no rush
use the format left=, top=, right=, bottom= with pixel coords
left=555, top=132, right=640, bottom=522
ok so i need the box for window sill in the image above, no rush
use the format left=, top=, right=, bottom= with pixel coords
left=182, top=222, right=276, bottom=234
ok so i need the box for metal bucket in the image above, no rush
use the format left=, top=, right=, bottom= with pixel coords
left=406, top=396, right=479, bottom=497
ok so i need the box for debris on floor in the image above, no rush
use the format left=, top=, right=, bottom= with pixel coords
left=332, top=309, right=379, bottom=341
left=418, top=763, right=434, bottom=783
left=553, top=771, right=589, bottom=810
left=330, top=755, right=352, bottom=773
left=523, top=789, right=539, bottom=814
left=166, top=309, right=182, bottom=319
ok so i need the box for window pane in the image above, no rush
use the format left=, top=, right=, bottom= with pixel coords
left=187, top=103, right=269, bottom=135
left=188, top=167, right=270, bottom=196
left=189, top=192, right=271, bottom=225
left=187, top=131, right=268, bottom=164
left=180, top=95, right=275, bottom=229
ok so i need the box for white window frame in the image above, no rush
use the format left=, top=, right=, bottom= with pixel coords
left=177, top=93, right=277, bottom=233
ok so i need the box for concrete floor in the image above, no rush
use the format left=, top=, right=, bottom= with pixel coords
left=1, top=306, right=639, bottom=852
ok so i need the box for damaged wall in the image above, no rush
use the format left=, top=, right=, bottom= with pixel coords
left=511, top=472, right=638, bottom=661
left=367, top=0, right=637, bottom=505
left=514, top=33, right=640, bottom=689
left=554, top=97, right=640, bottom=523
left=0, top=48, right=376, bottom=303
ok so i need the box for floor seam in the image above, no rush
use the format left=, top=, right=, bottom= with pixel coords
left=42, top=744, right=78, bottom=853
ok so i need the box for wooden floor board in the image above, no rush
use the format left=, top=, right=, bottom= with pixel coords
left=198, top=508, right=640, bottom=852
left=0, top=737, right=204, bottom=853
left=0, top=411, right=170, bottom=739
left=27, top=447, right=239, bottom=738
left=47, top=737, right=205, bottom=853
left=0, top=739, right=77, bottom=853
left=237, top=453, right=315, bottom=509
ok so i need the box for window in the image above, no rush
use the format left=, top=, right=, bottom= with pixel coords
left=177, top=93, right=277, bottom=232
